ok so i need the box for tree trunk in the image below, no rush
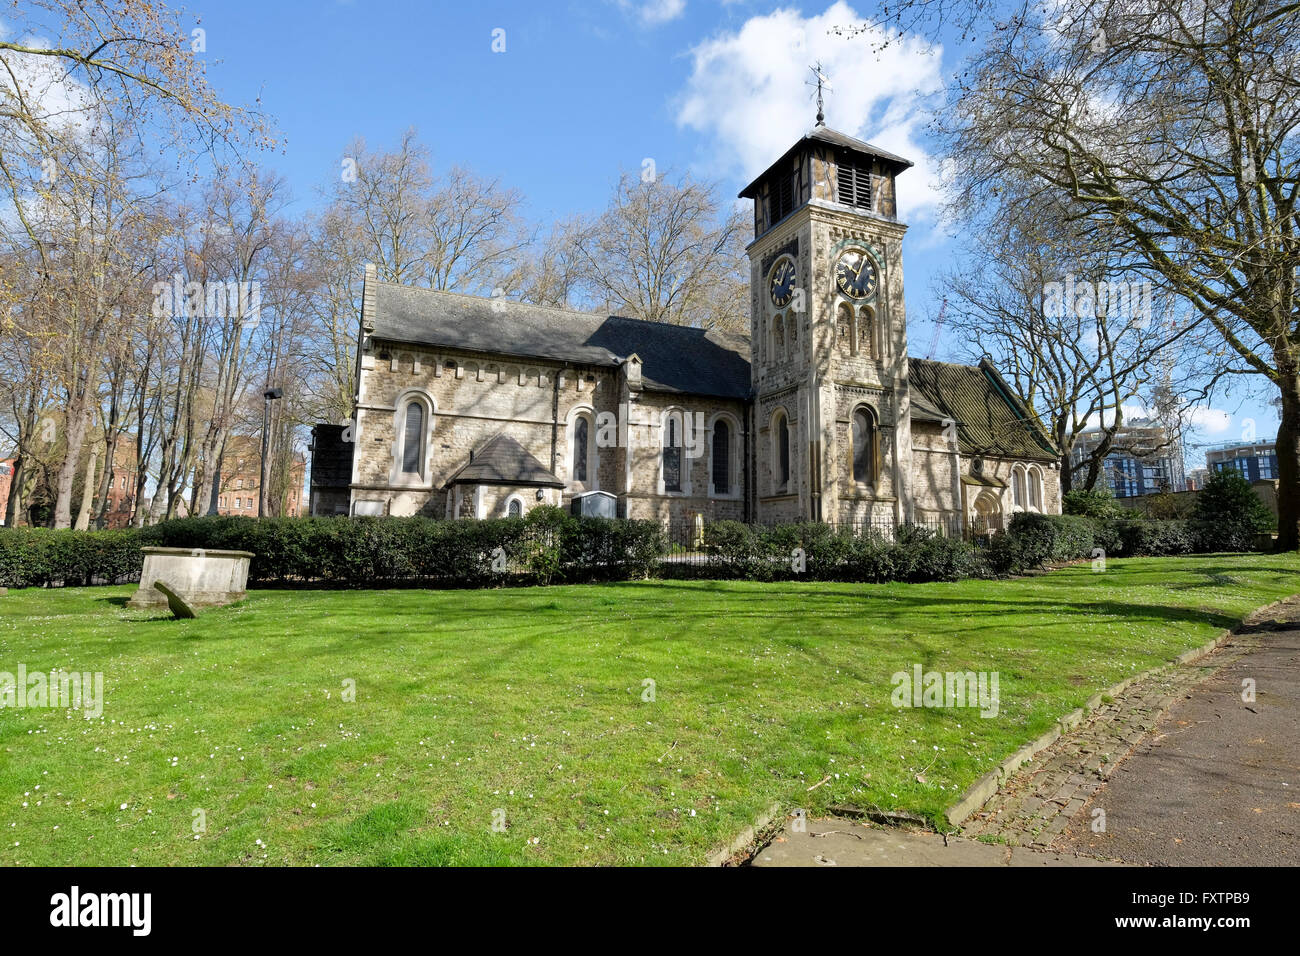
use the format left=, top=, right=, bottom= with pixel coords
left=1274, top=368, right=1300, bottom=551
left=206, top=443, right=225, bottom=516
left=4, top=456, right=23, bottom=526
left=53, top=399, right=92, bottom=528
left=94, top=434, right=118, bottom=528
left=74, top=449, right=98, bottom=531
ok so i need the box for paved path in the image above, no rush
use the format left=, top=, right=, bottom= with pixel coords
left=1055, top=614, right=1300, bottom=865
left=958, top=653, right=1251, bottom=849
left=750, top=817, right=1119, bottom=867
left=751, top=596, right=1300, bottom=866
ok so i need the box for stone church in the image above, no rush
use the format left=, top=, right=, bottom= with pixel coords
left=320, top=124, right=1060, bottom=531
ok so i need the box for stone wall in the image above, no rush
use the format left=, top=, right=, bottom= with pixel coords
left=352, top=341, right=747, bottom=522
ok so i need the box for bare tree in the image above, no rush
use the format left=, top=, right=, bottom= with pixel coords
left=508, top=217, right=586, bottom=309
left=1, top=0, right=272, bottom=527
left=865, top=0, right=1300, bottom=546
left=564, top=169, right=748, bottom=331
left=939, top=189, right=1211, bottom=493
left=185, top=170, right=290, bottom=516
left=319, top=129, right=530, bottom=292
left=307, top=129, right=531, bottom=427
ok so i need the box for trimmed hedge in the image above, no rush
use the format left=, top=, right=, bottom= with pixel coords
left=693, top=520, right=979, bottom=583
left=985, top=511, right=1247, bottom=576
left=0, top=512, right=664, bottom=589
left=0, top=503, right=1273, bottom=591
left=0, top=527, right=147, bottom=588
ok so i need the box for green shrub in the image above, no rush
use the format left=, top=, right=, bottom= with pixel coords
left=698, top=520, right=975, bottom=584
left=896, top=527, right=979, bottom=582
left=765, top=522, right=836, bottom=581
left=701, top=521, right=762, bottom=579
left=1112, top=519, right=1194, bottom=557
left=0, top=498, right=1246, bottom=593
left=1062, top=487, right=1124, bottom=519
left=1005, top=512, right=1059, bottom=568
left=997, top=513, right=1096, bottom=573
left=1087, top=518, right=1123, bottom=557
left=838, top=529, right=902, bottom=582
left=982, top=531, right=1024, bottom=577
left=1190, top=471, right=1274, bottom=552
left=556, top=514, right=662, bottom=582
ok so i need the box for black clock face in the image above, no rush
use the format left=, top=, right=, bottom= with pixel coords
left=835, top=250, right=878, bottom=300
left=769, top=258, right=796, bottom=307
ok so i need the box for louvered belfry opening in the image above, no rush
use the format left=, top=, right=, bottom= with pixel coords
left=837, top=153, right=872, bottom=210
left=771, top=170, right=796, bottom=224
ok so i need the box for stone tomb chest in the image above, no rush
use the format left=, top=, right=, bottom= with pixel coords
left=128, top=547, right=254, bottom=610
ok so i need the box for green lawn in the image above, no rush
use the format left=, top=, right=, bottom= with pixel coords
left=1, top=553, right=1296, bottom=866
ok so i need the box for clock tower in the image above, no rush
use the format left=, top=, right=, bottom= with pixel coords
left=739, top=123, right=915, bottom=526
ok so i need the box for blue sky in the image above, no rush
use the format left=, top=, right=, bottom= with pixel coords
left=187, top=0, right=1275, bottom=469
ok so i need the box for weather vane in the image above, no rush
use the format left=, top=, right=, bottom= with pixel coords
left=807, top=62, right=832, bottom=127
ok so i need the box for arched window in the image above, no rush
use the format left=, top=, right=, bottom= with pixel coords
left=773, top=410, right=791, bottom=494
left=401, top=400, right=425, bottom=475
left=507, top=497, right=523, bottom=518
left=1028, top=467, right=1043, bottom=511
left=1012, top=466, right=1026, bottom=509
left=851, top=407, right=876, bottom=484
left=711, top=419, right=731, bottom=495
left=788, top=314, right=798, bottom=353
left=858, top=306, right=875, bottom=358
left=837, top=303, right=855, bottom=355
left=663, top=413, right=682, bottom=493
left=773, top=314, right=785, bottom=359
left=573, top=416, right=590, bottom=483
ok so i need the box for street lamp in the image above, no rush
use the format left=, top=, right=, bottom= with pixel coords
left=260, top=387, right=284, bottom=518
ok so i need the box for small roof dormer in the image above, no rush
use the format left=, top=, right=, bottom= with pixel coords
left=738, top=126, right=914, bottom=240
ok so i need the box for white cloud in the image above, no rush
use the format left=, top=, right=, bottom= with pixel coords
left=0, top=28, right=96, bottom=132
left=1080, top=403, right=1235, bottom=438
left=1186, top=406, right=1233, bottom=436
left=675, top=2, right=944, bottom=224
left=619, top=0, right=687, bottom=27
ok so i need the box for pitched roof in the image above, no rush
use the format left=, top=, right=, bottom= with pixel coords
left=369, top=280, right=752, bottom=400
left=445, top=433, right=564, bottom=488
left=908, top=357, right=1058, bottom=463
left=739, top=125, right=914, bottom=199
left=364, top=282, right=1054, bottom=467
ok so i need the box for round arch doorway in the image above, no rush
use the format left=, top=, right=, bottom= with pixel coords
left=972, top=490, right=1002, bottom=534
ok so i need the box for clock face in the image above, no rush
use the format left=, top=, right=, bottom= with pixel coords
left=835, top=250, right=878, bottom=300
left=768, top=257, right=796, bottom=308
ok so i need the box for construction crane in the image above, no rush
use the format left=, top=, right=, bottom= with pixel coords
left=925, top=297, right=948, bottom=360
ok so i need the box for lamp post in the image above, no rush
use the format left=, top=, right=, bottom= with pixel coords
left=260, top=387, right=284, bottom=518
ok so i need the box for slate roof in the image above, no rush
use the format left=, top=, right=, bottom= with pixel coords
left=366, top=280, right=1054, bottom=465
left=908, top=358, right=1058, bottom=463
left=739, top=125, right=914, bottom=199
left=369, top=281, right=752, bottom=400
left=445, top=433, right=564, bottom=488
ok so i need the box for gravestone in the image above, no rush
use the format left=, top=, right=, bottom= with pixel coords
left=154, top=580, right=198, bottom=619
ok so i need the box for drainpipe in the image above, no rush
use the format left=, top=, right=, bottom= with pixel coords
left=550, top=367, right=562, bottom=477
left=744, top=399, right=754, bottom=523
left=947, top=419, right=964, bottom=536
